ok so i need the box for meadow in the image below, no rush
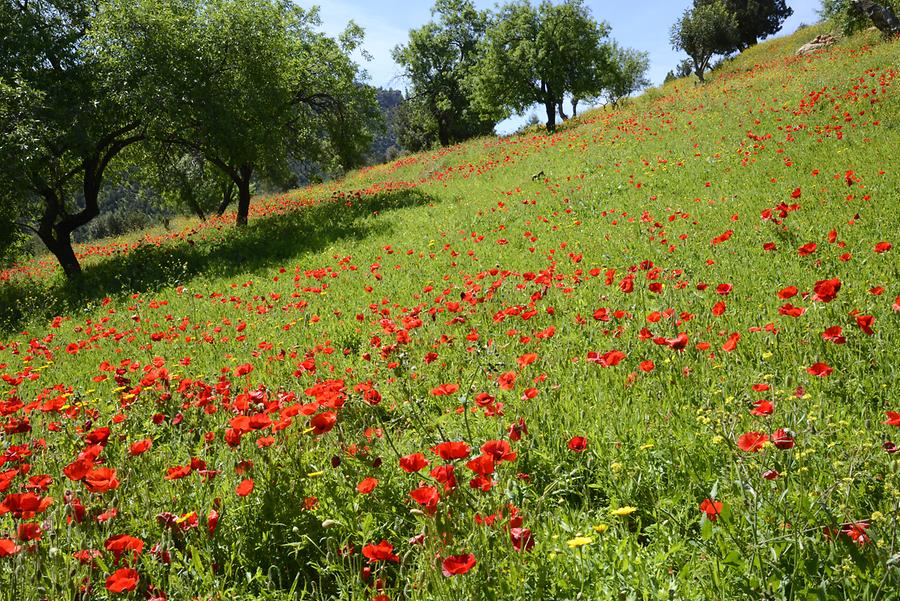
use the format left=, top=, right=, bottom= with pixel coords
left=1, top=23, right=899, bottom=600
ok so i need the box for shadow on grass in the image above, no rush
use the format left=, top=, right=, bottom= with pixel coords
left=0, top=188, right=436, bottom=333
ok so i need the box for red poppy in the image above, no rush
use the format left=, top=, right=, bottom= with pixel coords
left=771, top=428, right=795, bottom=450
left=639, top=360, right=655, bottom=372
left=105, top=568, right=139, bottom=593
left=855, top=315, right=875, bottom=335
left=84, top=468, right=120, bottom=494
left=721, top=333, right=740, bottom=352
left=0, top=538, right=21, bottom=557
left=442, top=553, right=476, bottom=576
left=777, top=286, right=798, bottom=299
left=310, top=411, right=337, bottom=435
left=510, top=527, right=534, bottom=552
left=235, top=479, right=254, bottom=497
left=821, top=326, right=845, bottom=344
left=711, top=301, right=726, bottom=316
left=874, top=241, right=892, bottom=253
left=715, top=283, right=733, bottom=295
left=497, top=371, right=516, bottom=390
left=466, top=454, right=495, bottom=476
left=164, top=465, right=191, bottom=480
left=104, top=534, right=144, bottom=562
left=567, top=436, right=588, bottom=452
left=481, top=439, right=516, bottom=462
left=431, top=383, right=459, bottom=396
left=884, top=411, right=900, bottom=426
left=807, top=362, right=833, bottom=377
left=234, top=363, right=254, bottom=377
left=409, top=485, right=440, bottom=513
left=129, top=438, right=152, bottom=456
left=399, top=452, right=429, bottom=473
left=812, top=278, right=841, bottom=303
left=362, top=539, right=399, bottom=563
left=750, top=400, right=773, bottom=416
left=357, top=477, right=378, bottom=494
left=699, top=498, right=723, bottom=521
left=431, top=441, right=471, bottom=460
left=797, top=242, right=817, bottom=256
left=737, top=432, right=768, bottom=452
left=587, top=350, right=626, bottom=367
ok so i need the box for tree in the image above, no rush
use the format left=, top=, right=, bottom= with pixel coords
left=392, top=0, right=498, bottom=148
left=697, top=0, right=793, bottom=49
left=670, top=0, right=739, bottom=83
left=821, top=0, right=900, bottom=35
left=0, top=0, right=144, bottom=278
left=664, top=59, right=696, bottom=83
left=470, top=0, right=613, bottom=132
left=597, top=44, right=650, bottom=108
left=94, top=0, right=381, bottom=228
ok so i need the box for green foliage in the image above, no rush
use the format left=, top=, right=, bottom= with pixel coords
left=697, top=0, right=793, bottom=48
left=671, top=0, right=739, bottom=82
left=392, top=0, right=497, bottom=148
left=470, top=0, right=613, bottom=131
left=91, top=0, right=382, bottom=227
left=599, top=44, right=651, bottom=107
left=820, top=0, right=900, bottom=35
left=0, top=0, right=143, bottom=277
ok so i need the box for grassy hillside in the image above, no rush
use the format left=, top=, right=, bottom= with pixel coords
left=1, top=24, right=898, bottom=600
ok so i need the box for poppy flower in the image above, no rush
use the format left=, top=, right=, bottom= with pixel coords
left=699, top=498, right=723, bottom=521
left=721, top=333, right=740, bottom=352
left=442, top=553, right=476, bottom=576
left=481, top=439, right=516, bottom=462
left=104, top=534, right=144, bottom=562
left=0, top=538, right=20, bottom=557
left=797, top=242, right=817, bottom=256
left=497, top=371, right=516, bottom=390
left=567, top=436, right=588, bottom=452
left=431, top=441, right=471, bottom=460
left=129, top=438, right=152, bottom=456
left=737, top=432, right=768, bottom=452
left=362, top=540, right=399, bottom=563
left=310, top=411, right=337, bottom=435
left=750, top=400, right=773, bottom=416
left=807, top=362, right=833, bottom=377
left=399, top=452, right=429, bottom=473
left=235, top=479, right=254, bottom=497
left=84, top=468, right=120, bottom=494
left=821, top=326, right=845, bottom=344
left=884, top=412, right=900, bottom=426
left=771, top=428, right=795, bottom=449
left=105, top=568, right=139, bottom=593
left=874, top=241, right=892, bottom=253
left=409, top=485, right=440, bottom=513
left=357, top=477, right=378, bottom=494
left=855, top=315, right=875, bottom=335
left=812, top=278, right=841, bottom=303
left=510, top=527, right=534, bottom=552
left=587, top=350, right=626, bottom=367
left=465, top=454, right=495, bottom=476
left=431, top=383, right=459, bottom=396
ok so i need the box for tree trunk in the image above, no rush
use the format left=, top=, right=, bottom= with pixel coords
left=557, top=100, right=568, bottom=122
left=235, top=165, right=253, bottom=227
left=572, top=98, right=579, bottom=117
left=41, top=232, right=82, bottom=279
left=217, top=180, right=235, bottom=216
left=437, top=119, right=451, bottom=147
left=544, top=100, right=557, bottom=132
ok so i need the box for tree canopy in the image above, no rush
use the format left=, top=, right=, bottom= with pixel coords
left=392, top=0, right=498, bottom=149
left=671, top=0, right=739, bottom=83
left=0, top=0, right=380, bottom=276
left=470, top=0, right=612, bottom=131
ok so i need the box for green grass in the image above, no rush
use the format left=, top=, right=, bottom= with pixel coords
left=1, top=24, right=899, bottom=600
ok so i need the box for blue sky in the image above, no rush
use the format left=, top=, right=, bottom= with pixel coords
left=300, top=0, right=823, bottom=132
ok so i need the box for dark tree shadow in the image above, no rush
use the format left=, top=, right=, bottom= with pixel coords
left=0, top=188, right=437, bottom=332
